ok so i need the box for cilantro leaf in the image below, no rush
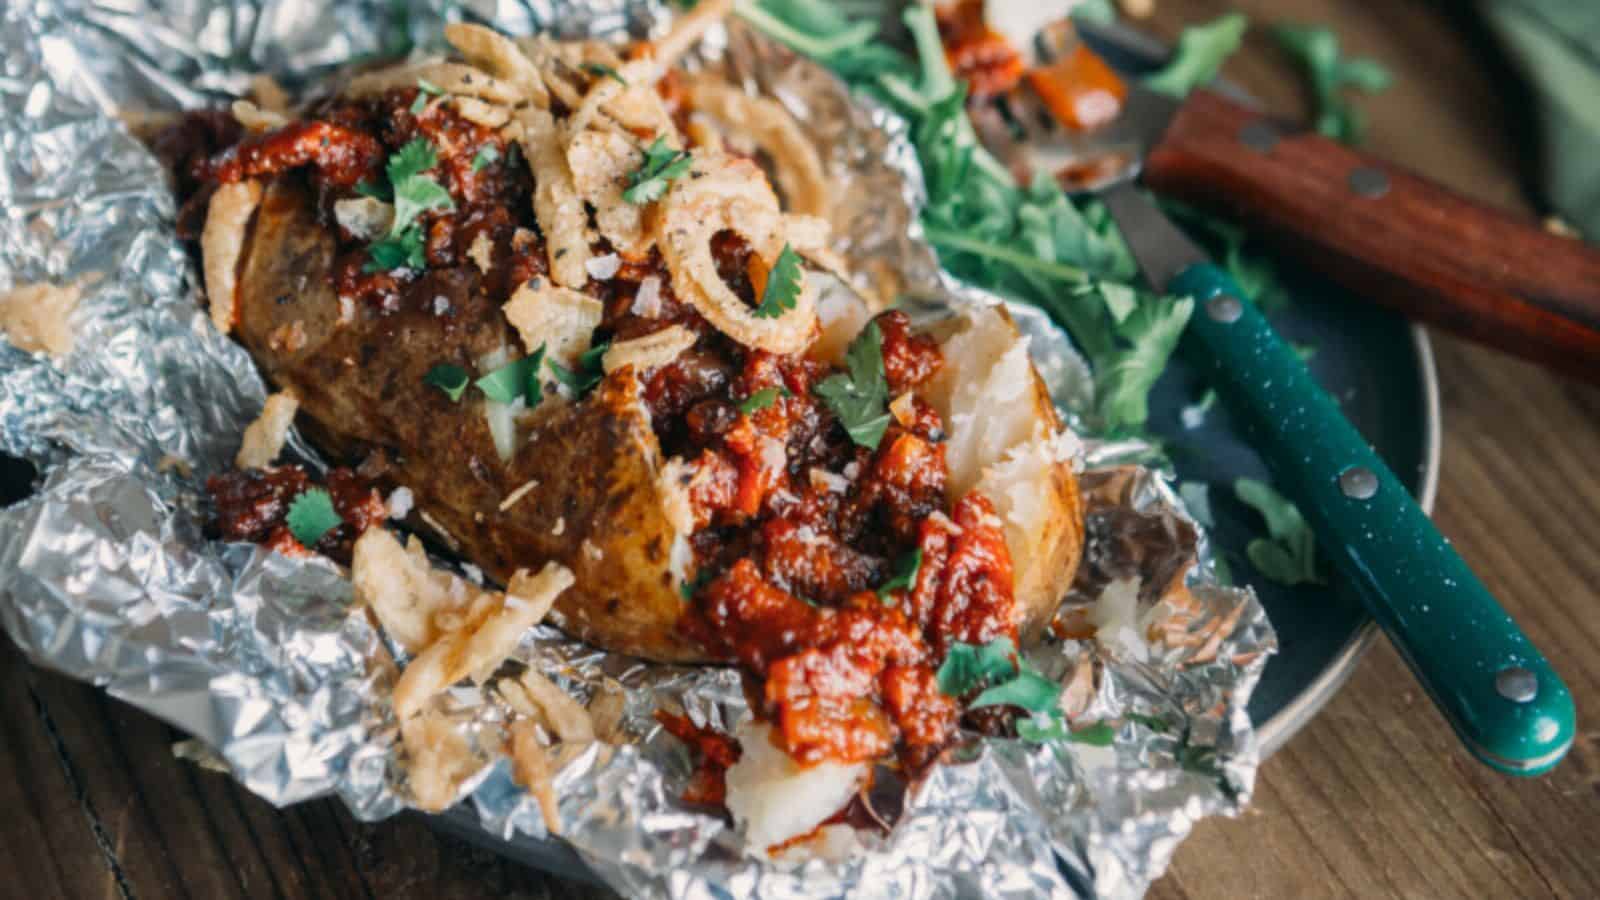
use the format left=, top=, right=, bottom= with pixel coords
left=1145, top=12, right=1249, bottom=98
left=580, top=62, right=627, bottom=85
left=813, top=321, right=891, bottom=449
left=391, top=174, right=454, bottom=238
left=1273, top=24, right=1392, bottom=145
left=876, top=547, right=922, bottom=602
left=738, top=386, right=783, bottom=415
left=416, top=77, right=444, bottom=96
left=387, top=138, right=438, bottom=186
left=475, top=345, right=547, bottom=407
left=285, top=488, right=342, bottom=548
left=363, top=227, right=425, bottom=273
left=471, top=144, right=500, bottom=172
left=753, top=244, right=803, bottom=319
left=935, top=636, right=1019, bottom=697
left=1235, top=477, right=1323, bottom=586
left=354, top=179, right=390, bottom=201
left=548, top=341, right=610, bottom=398
left=679, top=567, right=714, bottom=602
left=622, top=137, right=692, bottom=204
left=423, top=363, right=470, bottom=402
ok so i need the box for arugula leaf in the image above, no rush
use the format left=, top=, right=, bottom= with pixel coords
left=935, top=636, right=1019, bottom=697
left=813, top=321, right=891, bottom=449
left=472, top=144, right=500, bottom=172
left=548, top=342, right=610, bottom=398
left=580, top=61, right=627, bottom=85
left=753, top=244, right=803, bottom=319
left=285, top=488, right=341, bottom=548
left=363, top=227, right=425, bottom=273
left=1235, top=477, right=1323, bottom=586
left=1273, top=24, right=1392, bottom=145
left=475, top=345, right=547, bottom=407
left=970, top=667, right=1061, bottom=714
left=423, top=363, right=470, bottom=402
left=622, top=137, right=693, bottom=204
left=876, top=547, right=922, bottom=602
left=738, top=386, right=784, bottom=415
left=1145, top=12, right=1249, bottom=98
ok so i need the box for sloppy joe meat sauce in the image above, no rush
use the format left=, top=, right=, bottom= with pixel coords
left=168, top=82, right=1021, bottom=795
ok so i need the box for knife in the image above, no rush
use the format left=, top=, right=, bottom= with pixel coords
left=1094, top=174, right=1574, bottom=776
left=1059, top=20, right=1600, bottom=384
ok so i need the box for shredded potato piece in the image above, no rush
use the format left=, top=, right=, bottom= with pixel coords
left=0, top=281, right=80, bottom=357
left=657, top=152, right=816, bottom=353
left=235, top=390, right=299, bottom=469
left=392, top=562, right=574, bottom=720
left=346, top=60, right=523, bottom=106
left=514, top=109, right=592, bottom=288
left=502, top=278, right=603, bottom=366
left=231, top=99, right=287, bottom=133
left=684, top=78, right=831, bottom=218
left=445, top=23, right=550, bottom=109
left=508, top=719, right=563, bottom=833
left=401, top=710, right=478, bottom=812
left=601, top=324, right=697, bottom=375
left=201, top=179, right=262, bottom=335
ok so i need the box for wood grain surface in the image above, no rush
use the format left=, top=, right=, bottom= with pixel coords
left=4, top=1, right=1599, bottom=898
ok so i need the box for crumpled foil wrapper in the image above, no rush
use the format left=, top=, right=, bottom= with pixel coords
left=0, top=0, right=1276, bottom=896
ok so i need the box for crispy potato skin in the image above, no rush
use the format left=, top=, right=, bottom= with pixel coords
left=236, top=177, right=703, bottom=661
left=234, top=178, right=1080, bottom=661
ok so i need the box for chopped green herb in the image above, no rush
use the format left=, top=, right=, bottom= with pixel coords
left=363, top=227, right=426, bottom=273
left=285, top=488, right=342, bottom=548
left=354, top=179, right=390, bottom=201
left=622, top=136, right=693, bottom=204
left=1235, top=477, right=1322, bottom=586
left=1145, top=12, right=1249, bottom=98
left=679, top=568, right=715, bottom=602
left=387, top=137, right=438, bottom=185
left=472, top=144, right=501, bottom=172
left=416, top=77, right=444, bottom=96
left=753, top=244, right=803, bottom=319
left=935, top=636, right=1019, bottom=697
left=548, top=342, right=610, bottom=398
left=391, top=172, right=454, bottom=237
left=423, top=363, right=470, bottom=402
left=363, top=139, right=455, bottom=273
left=475, top=345, right=547, bottom=407
left=876, top=547, right=922, bottom=602
left=813, top=321, right=891, bottom=449
left=1125, top=712, right=1171, bottom=733
left=580, top=61, right=628, bottom=85
left=738, top=386, right=783, bottom=415
left=970, top=667, right=1061, bottom=715
left=1273, top=24, right=1392, bottom=145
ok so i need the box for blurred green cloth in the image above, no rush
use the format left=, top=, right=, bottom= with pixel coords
left=1480, top=1, right=1600, bottom=237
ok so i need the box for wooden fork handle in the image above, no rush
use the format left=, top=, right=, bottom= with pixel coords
left=1142, top=89, right=1600, bottom=383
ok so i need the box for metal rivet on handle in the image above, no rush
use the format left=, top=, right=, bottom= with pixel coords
left=1206, top=294, right=1243, bottom=323
left=1496, top=667, right=1538, bottom=704
left=1348, top=167, right=1390, bottom=198
left=1239, top=121, right=1279, bottom=153
left=1339, top=466, right=1379, bottom=499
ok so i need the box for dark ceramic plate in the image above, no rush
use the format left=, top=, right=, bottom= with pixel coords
left=0, top=14, right=1438, bottom=888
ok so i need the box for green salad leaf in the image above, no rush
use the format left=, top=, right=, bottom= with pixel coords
left=1274, top=24, right=1392, bottom=145
left=286, top=488, right=342, bottom=548
left=1235, top=477, right=1323, bottom=585
left=813, top=321, right=891, bottom=449
left=1145, top=12, right=1249, bottom=98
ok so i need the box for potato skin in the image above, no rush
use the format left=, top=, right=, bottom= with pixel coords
left=1019, top=365, right=1086, bottom=645
left=235, top=177, right=704, bottom=661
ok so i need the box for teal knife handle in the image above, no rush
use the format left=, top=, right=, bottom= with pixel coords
left=1170, top=263, right=1575, bottom=776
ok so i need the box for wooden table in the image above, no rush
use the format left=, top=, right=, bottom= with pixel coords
left=5, top=1, right=1599, bottom=897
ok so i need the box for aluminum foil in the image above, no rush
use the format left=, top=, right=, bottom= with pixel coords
left=0, top=1, right=1276, bottom=897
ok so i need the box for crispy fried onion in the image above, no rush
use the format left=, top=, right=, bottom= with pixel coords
left=0, top=281, right=81, bottom=357
left=508, top=719, right=562, bottom=832
left=601, top=324, right=698, bottom=375
left=649, top=0, right=735, bottom=70
left=444, top=23, right=549, bottom=109
left=565, top=58, right=676, bottom=143
left=346, top=60, right=523, bottom=106
left=391, top=562, right=575, bottom=720
left=499, top=670, right=595, bottom=744
left=657, top=151, right=816, bottom=353
left=201, top=179, right=262, bottom=335
left=684, top=77, right=831, bottom=219
left=333, top=196, right=395, bottom=241
left=352, top=528, right=469, bottom=653
left=230, top=99, right=287, bottom=133
left=566, top=129, right=648, bottom=257
left=512, top=109, right=592, bottom=289
left=235, top=390, right=299, bottom=470
left=502, top=277, right=603, bottom=366
left=452, top=96, right=512, bottom=128
left=400, top=709, right=480, bottom=812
